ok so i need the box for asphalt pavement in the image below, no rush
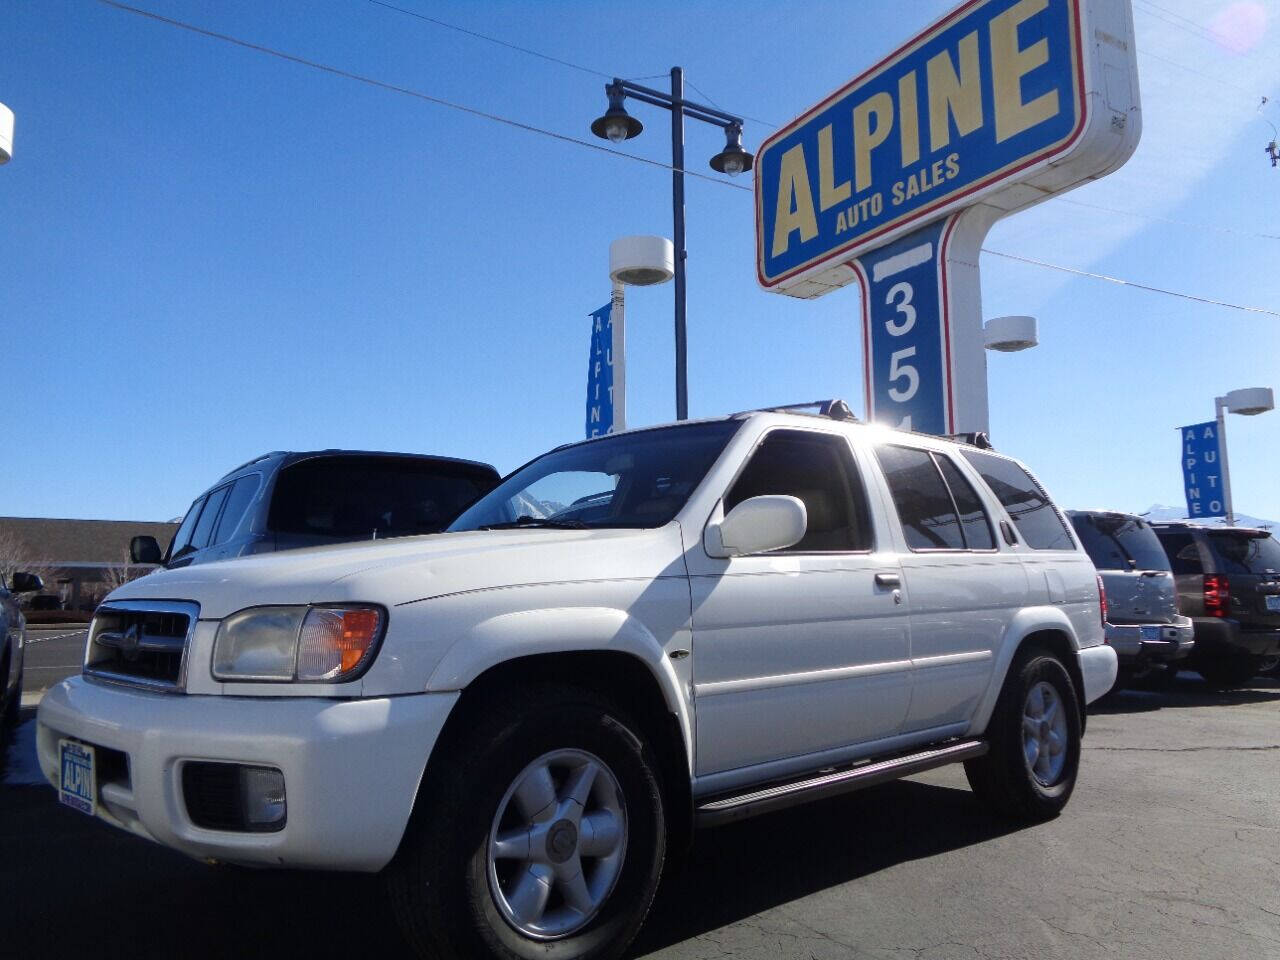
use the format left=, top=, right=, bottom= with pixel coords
left=3, top=676, right=1278, bottom=959
left=19, top=627, right=88, bottom=704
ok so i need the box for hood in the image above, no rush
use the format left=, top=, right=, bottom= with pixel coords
left=105, top=524, right=687, bottom=619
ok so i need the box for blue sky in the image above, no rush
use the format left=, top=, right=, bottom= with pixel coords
left=3, top=0, right=1277, bottom=523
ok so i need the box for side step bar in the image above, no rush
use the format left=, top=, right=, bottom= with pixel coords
left=695, top=739, right=988, bottom=827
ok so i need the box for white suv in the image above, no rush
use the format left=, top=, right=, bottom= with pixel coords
left=38, top=407, right=1116, bottom=960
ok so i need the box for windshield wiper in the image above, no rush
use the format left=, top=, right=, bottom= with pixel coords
left=478, top=516, right=587, bottom=531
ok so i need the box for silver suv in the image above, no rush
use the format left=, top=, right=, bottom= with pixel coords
left=1067, top=510, right=1193, bottom=689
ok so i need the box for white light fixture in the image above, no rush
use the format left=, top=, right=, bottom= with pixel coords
left=609, top=235, right=675, bottom=287
left=983, top=315, right=1038, bottom=352
left=1222, top=387, right=1274, bottom=416
left=1213, top=385, right=1274, bottom=524
left=0, top=102, right=13, bottom=164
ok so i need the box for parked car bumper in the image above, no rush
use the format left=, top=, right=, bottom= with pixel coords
left=36, top=676, right=458, bottom=871
left=1077, top=643, right=1118, bottom=705
left=1189, top=618, right=1280, bottom=658
left=1104, top=616, right=1195, bottom=665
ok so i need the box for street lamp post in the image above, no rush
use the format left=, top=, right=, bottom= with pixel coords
left=591, top=69, right=753, bottom=421
left=607, top=235, right=676, bottom=432
left=1213, top=387, right=1274, bottom=524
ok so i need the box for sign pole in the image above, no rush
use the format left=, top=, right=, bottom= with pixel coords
left=1215, top=397, right=1234, bottom=524
left=612, top=280, right=627, bottom=432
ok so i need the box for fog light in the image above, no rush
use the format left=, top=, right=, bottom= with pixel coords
left=240, top=766, right=287, bottom=829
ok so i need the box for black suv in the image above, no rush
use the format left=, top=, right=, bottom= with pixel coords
left=1151, top=523, right=1280, bottom=687
left=131, top=450, right=501, bottom=569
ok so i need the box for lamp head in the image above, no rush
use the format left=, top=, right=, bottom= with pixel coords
left=1223, top=386, right=1275, bottom=416
left=591, top=85, right=642, bottom=144
left=710, top=123, right=752, bottom=176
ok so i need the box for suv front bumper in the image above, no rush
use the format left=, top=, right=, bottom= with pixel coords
left=1104, top=616, right=1195, bottom=665
left=37, top=677, right=458, bottom=871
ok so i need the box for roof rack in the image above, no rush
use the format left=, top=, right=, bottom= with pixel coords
left=942, top=432, right=994, bottom=450
left=749, top=399, right=859, bottom=422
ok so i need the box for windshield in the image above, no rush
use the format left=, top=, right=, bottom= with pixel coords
left=1069, top=513, right=1171, bottom=572
left=449, top=421, right=742, bottom=532
left=1205, top=531, right=1280, bottom=575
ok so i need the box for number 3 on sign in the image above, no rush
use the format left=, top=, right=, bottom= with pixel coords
left=884, top=282, right=916, bottom=336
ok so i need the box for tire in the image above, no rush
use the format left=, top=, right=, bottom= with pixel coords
left=1196, top=654, right=1261, bottom=689
left=965, top=647, right=1082, bottom=822
left=387, top=685, right=666, bottom=960
left=1256, top=655, right=1279, bottom=677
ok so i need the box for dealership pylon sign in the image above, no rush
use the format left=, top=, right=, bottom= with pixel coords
left=755, top=0, right=1141, bottom=433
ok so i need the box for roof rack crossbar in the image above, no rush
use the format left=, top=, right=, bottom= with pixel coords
left=748, top=399, right=859, bottom=422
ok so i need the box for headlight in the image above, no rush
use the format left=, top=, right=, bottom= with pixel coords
left=212, top=605, right=386, bottom=683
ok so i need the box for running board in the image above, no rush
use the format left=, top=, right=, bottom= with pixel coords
left=695, top=739, right=988, bottom=827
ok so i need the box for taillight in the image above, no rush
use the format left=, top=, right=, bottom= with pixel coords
left=1204, top=575, right=1230, bottom=617
left=1097, top=574, right=1108, bottom=626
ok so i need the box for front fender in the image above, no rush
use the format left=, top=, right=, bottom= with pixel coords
left=425, top=605, right=694, bottom=771
left=967, top=606, right=1081, bottom=737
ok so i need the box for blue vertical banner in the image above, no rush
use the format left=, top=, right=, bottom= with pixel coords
left=585, top=302, right=615, bottom=437
left=1180, top=420, right=1226, bottom=518
left=852, top=217, right=950, bottom=435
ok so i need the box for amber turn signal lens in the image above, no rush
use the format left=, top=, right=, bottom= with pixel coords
left=296, top=606, right=384, bottom=682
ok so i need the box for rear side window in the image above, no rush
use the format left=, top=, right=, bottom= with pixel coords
left=213, top=474, right=261, bottom=544
left=725, top=430, right=872, bottom=552
left=269, top=457, right=498, bottom=539
left=1156, top=531, right=1204, bottom=574
left=876, top=446, right=994, bottom=551
left=1205, top=532, right=1280, bottom=575
left=1069, top=514, right=1171, bottom=572
left=961, top=451, right=1073, bottom=550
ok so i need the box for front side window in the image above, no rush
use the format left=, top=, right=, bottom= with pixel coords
left=166, top=497, right=205, bottom=561
left=961, top=450, right=1073, bottom=551
left=190, top=484, right=230, bottom=551
left=449, top=421, right=741, bottom=532
left=1070, top=513, right=1171, bottom=572
left=724, top=430, right=871, bottom=552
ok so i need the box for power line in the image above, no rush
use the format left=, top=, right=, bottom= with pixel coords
left=96, top=1, right=1276, bottom=320
left=362, top=0, right=780, bottom=128
left=95, top=0, right=751, bottom=191
left=983, top=249, right=1280, bottom=317
left=1051, top=197, right=1280, bottom=242
left=363, top=0, right=611, bottom=79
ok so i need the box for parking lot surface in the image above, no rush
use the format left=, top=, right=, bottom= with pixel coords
left=19, top=627, right=88, bottom=703
left=3, top=676, right=1278, bottom=959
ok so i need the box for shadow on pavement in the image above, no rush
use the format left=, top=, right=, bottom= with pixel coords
left=1089, top=673, right=1280, bottom=716
left=631, top=778, right=1022, bottom=956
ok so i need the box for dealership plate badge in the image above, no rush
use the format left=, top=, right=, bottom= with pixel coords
left=1265, top=595, right=1280, bottom=612
left=58, top=739, right=96, bottom=816
left=1139, top=625, right=1161, bottom=641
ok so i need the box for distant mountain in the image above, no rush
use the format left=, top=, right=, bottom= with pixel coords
left=1139, top=504, right=1277, bottom=530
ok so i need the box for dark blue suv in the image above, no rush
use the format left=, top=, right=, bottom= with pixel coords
left=131, top=450, right=501, bottom=569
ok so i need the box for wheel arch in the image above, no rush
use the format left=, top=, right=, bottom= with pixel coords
left=970, top=610, right=1089, bottom=738
left=416, top=647, right=694, bottom=863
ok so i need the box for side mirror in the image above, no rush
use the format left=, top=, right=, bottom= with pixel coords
left=704, top=495, right=807, bottom=559
left=10, top=571, right=43, bottom=593
left=130, top=536, right=162, bottom=565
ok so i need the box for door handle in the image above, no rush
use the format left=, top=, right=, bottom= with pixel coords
left=875, top=573, right=901, bottom=588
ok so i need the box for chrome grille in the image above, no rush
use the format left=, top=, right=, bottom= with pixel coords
left=85, top=600, right=199, bottom=692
